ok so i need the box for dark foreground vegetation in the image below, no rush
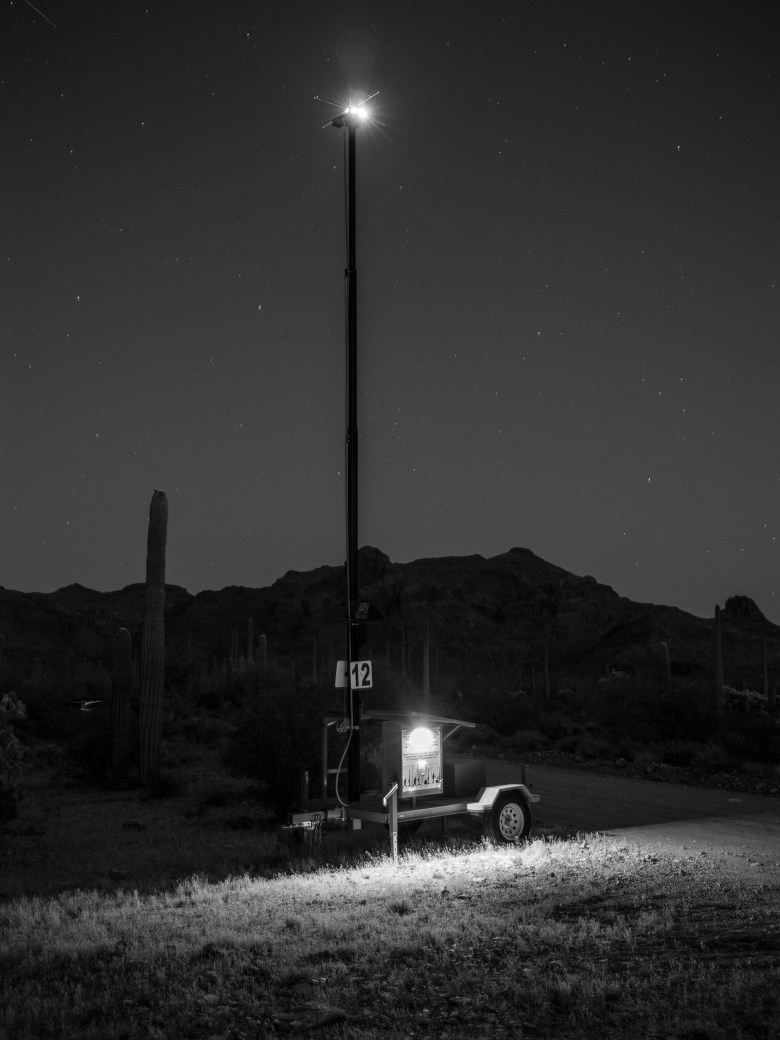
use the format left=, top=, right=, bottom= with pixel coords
left=3, top=647, right=779, bottom=824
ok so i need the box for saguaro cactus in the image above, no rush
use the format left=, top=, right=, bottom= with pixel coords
left=111, top=627, right=133, bottom=770
left=714, top=605, right=724, bottom=717
left=0, top=692, right=26, bottom=820
left=543, top=633, right=551, bottom=701
left=139, top=490, right=168, bottom=787
left=658, top=641, right=671, bottom=688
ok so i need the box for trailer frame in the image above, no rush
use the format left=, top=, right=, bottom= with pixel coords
left=288, top=708, right=540, bottom=862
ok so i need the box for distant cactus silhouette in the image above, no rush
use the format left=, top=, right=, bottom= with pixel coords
left=0, top=692, right=26, bottom=819
left=658, top=640, right=671, bottom=687
left=111, top=627, right=133, bottom=770
left=139, top=490, right=168, bottom=787
left=714, top=605, right=724, bottom=717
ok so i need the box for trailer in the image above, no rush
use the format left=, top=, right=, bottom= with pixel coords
left=289, top=708, right=540, bottom=862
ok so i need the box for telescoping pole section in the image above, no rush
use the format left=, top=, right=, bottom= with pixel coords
left=345, top=117, right=361, bottom=803
left=331, top=108, right=363, bottom=802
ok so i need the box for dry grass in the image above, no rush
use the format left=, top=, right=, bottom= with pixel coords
left=2, top=829, right=779, bottom=1039
left=2, top=719, right=779, bottom=1039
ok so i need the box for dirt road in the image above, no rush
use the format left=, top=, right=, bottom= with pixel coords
left=457, top=754, right=780, bottom=870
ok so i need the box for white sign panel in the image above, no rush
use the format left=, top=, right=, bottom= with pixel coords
left=334, top=660, right=373, bottom=689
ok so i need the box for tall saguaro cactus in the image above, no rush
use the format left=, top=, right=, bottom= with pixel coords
left=714, top=605, right=724, bottom=718
left=111, top=627, right=133, bottom=770
left=139, top=490, right=168, bottom=788
left=658, top=641, right=671, bottom=689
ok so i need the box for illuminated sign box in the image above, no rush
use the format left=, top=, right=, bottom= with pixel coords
left=400, top=725, right=443, bottom=797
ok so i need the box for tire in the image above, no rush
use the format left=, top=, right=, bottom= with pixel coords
left=484, top=791, right=531, bottom=844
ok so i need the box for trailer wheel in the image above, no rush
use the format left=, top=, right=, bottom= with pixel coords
left=484, top=791, right=531, bottom=844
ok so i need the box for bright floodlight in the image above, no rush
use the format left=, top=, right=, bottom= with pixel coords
left=321, top=92, right=378, bottom=129
left=329, top=100, right=373, bottom=129
left=407, top=727, right=434, bottom=753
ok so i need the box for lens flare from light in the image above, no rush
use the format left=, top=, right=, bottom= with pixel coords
left=407, top=727, right=434, bottom=753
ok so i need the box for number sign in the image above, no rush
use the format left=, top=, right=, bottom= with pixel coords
left=335, top=660, right=373, bottom=689
left=350, top=660, right=373, bottom=689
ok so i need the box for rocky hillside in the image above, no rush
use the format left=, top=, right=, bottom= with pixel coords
left=1, top=547, right=777, bottom=696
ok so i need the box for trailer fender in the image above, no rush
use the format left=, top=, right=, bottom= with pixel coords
left=466, top=784, right=539, bottom=813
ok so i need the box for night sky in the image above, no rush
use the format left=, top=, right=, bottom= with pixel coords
left=4, top=2, right=779, bottom=622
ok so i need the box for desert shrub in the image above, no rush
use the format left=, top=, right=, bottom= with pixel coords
left=691, top=742, right=734, bottom=774
left=471, top=687, right=538, bottom=733
left=556, top=733, right=580, bottom=755
left=223, top=686, right=329, bottom=820
left=720, top=712, right=780, bottom=763
left=537, top=712, right=576, bottom=741
left=633, top=748, right=658, bottom=771
left=21, top=685, right=77, bottom=740
left=574, top=736, right=615, bottom=761
left=163, top=661, right=194, bottom=695
left=654, top=685, right=720, bottom=743
left=192, top=779, right=259, bottom=814
left=585, top=678, right=719, bottom=746
left=511, top=728, right=546, bottom=752
left=656, top=740, right=698, bottom=767
left=22, top=681, right=113, bottom=743
left=178, top=714, right=230, bottom=745
left=0, top=692, right=26, bottom=819
left=139, top=770, right=182, bottom=799
left=463, top=724, right=502, bottom=753
left=607, top=742, right=635, bottom=762
left=21, top=690, right=58, bottom=739
left=67, top=708, right=113, bottom=784
left=740, top=759, right=772, bottom=777
left=194, top=687, right=225, bottom=712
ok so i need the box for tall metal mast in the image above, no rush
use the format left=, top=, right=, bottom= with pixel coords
left=330, top=103, right=367, bottom=802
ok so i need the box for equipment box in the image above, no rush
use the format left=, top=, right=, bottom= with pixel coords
left=443, top=760, right=486, bottom=797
